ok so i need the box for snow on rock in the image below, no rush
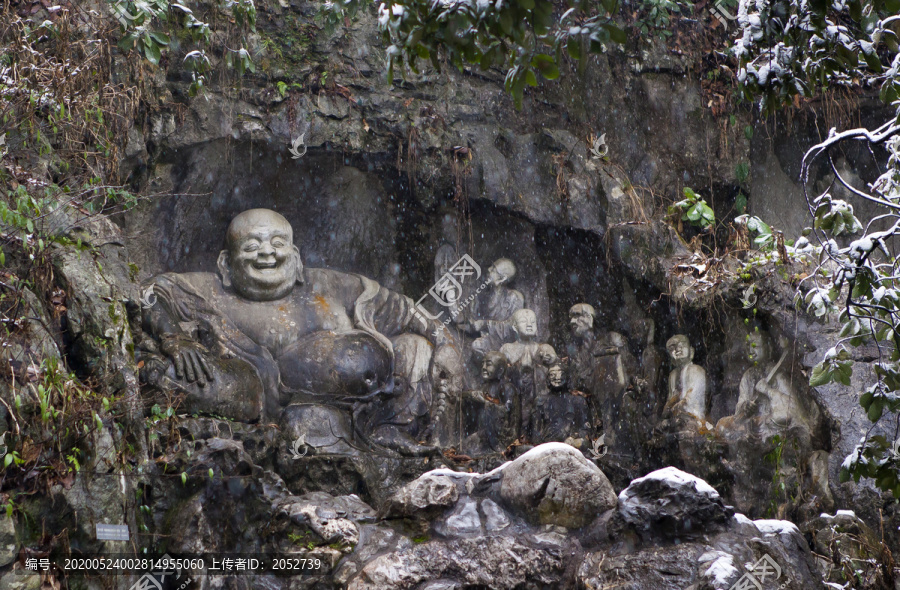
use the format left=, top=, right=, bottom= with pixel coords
left=698, top=551, right=741, bottom=588
left=753, top=519, right=801, bottom=536
left=618, top=466, right=719, bottom=501
left=618, top=467, right=732, bottom=537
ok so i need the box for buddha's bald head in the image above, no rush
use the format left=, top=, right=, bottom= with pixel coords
left=218, top=209, right=303, bottom=301
left=225, top=209, right=293, bottom=248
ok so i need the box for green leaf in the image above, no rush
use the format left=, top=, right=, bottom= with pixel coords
left=532, top=54, right=559, bottom=80
left=868, top=398, right=884, bottom=421
left=540, top=63, right=559, bottom=80
left=736, top=162, right=750, bottom=184
left=809, top=362, right=834, bottom=387
left=143, top=40, right=161, bottom=65
left=603, top=23, right=626, bottom=45
left=149, top=32, right=170, bottom=46
left=499, top=10, right=513, bottom=35
left=118, top=34, right=137, bottom=52
left=525, top=70, right=537, bottom=87
left=533, top=2, right=553, bottom=35
left=181, top=472, right=187, bottom=485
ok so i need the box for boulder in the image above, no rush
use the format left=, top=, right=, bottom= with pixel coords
left=618, top=466, right=732, bottom=538
left=498, top=442, right=617, bottom=528
left=386, top=471, right=462, bottom=518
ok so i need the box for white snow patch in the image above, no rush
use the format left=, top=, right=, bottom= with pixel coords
left=733, top=513, right=755, bottom=526
left=619, top=466, right=718, bottom=501
left=702, top=552, right=740, bottom=585
left=753, top=519, right=800, bottom=536
left=484, top=442, right=588, bottom=478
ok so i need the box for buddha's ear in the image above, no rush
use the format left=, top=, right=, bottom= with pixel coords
left=292, top=245, right=304, bottom=284
left=217, top=250, right=232, bottom=288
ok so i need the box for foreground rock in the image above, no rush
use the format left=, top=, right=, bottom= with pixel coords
left=340, top=447, right=826, bottom=589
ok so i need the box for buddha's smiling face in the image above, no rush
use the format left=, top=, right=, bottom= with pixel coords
left=220, top=209, right=302, bottom=301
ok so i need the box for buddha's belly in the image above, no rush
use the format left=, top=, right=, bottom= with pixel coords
left=277, top=330, right=394, bottom=399
left=223, top=298, right=355, bottom=358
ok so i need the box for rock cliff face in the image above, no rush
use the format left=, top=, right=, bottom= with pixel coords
left=1, top=0, right=897, bottom=587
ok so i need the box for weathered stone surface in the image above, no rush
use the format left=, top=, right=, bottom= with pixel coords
left=498, top=442, right=617, bottom=528
left=618, top=467, right=732, bottom=538
left=0, top=569, right=40, bottom=590
left=348, top=535, right=571, bottom=590
left=0, top=515, right=17, bottom=568
left=386, top=471, right=461, bottom=518
left=50, top=209, right=142, bottom=425
left=578, top=510, right=826, bottom=590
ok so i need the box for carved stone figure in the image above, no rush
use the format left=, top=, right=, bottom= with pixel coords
left=363, top=334, right=439, bottom=456
left=499, top=309, right=556, bottom=369
left=536, top=364, right=593, bottom=447
left=462, top=258, right=525, bottom=357
left=718, top=331, right=817, bottom=439
left=599, top=330, right=642, bottom=460
left=499, top=309, right=558, bottom=441
left=566, top=303, right=604, bottom=432
left=716, top=329, right=834, bottom=516
left=434, top=212, right=462, bottom=286
left=462, top=351, right=518, bottom=453
left=140, top=209, right=457, bottom=454
left=639, top=319, right=663, bottom=413
left=663, top=334, right=709, bottom=425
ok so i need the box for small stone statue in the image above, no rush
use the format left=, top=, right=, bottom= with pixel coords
left=462, top=258, right=525, bottom=357
left=717, top=328, right=834, bottom=516
left=639, top=319, right=663, bottom=411
left=566, top=303, right=640, bottom=450
left=499, top=308, right=558, bottom=441
left=566, top=303, right=606, bottom=432
left=499, top=309, right=557, bottom=369
left=718, top=331, right=813, bottom=437
left=536, top=364, right=593, bottom=447
left=462, top=351, right=518, bottom=453
left=434, top=212, right=463, bottom=286
left=566, top=303, right=631, bottom=391
left=663, top=334, right=709, bottom=425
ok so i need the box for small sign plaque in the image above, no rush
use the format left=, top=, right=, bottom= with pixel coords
left=95, top=524, right=129, bottom=541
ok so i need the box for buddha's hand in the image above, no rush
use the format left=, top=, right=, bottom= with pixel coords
left=160, top=335, right=213, bottom=387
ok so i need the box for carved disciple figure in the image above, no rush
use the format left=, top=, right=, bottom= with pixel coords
left=462, top=352, right=518, bottom=453
left=499, top=308, right=558, bottom=440
left=717, top=329, right=834, bottom=514
left=719, top=331, right=814, bottom=435
left=536, top=364, right=593, bottom=447
left=461, top=258, right=525, bottom=357
left=140, top=209, right=457, bottom=439
left=663, top=334, right=709, bottom=425
left=566, top=303, right=635, bottom=442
